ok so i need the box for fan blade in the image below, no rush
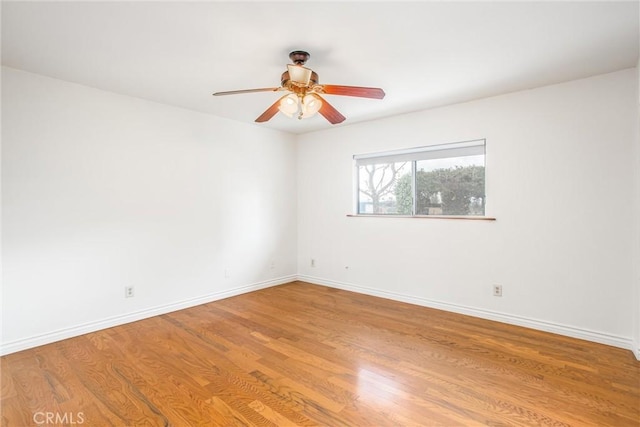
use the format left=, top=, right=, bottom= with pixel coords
left=316, top=95, right=346, bottom=124
left=255, top=95, right=288, bottom=123
left=213, top=87, right=281, bottom=96
left=319, top=85, right=385, bottom=99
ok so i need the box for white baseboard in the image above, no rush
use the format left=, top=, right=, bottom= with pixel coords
left=4, top=274, right=636, bottom=359
left=298, top=274, right=636, bottom=354
left=0, top=275, right=296, bottom=356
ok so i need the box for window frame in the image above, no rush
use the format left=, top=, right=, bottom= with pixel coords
left=353, top=139, right=489, bottom=218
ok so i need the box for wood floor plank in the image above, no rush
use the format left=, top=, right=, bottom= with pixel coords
left=247, top=400, right=298, bottom=426
left=2, top=281, right=639, bottom=426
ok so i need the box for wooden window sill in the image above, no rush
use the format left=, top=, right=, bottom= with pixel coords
left=346, top=214, right=496, bottom=221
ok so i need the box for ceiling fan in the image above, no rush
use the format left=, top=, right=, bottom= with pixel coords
left=212, top=51, right=385, bottom=125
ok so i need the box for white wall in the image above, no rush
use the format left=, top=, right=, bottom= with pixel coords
left=3, top=66, right=638, bottom=356
left=1, top=67, right=298, bottom=354
left=297, top=69, right=638, bottom=350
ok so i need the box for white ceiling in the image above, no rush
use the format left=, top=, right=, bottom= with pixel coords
left=2, top=1, right=638, bottom=135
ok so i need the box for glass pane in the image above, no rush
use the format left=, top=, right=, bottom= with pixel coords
left=358, top=162, right=412, bottom=214
left=415, top=154, right=485, bottom=216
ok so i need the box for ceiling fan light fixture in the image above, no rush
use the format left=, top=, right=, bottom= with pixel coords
left=301, top=94, right=322, bottom=118
left=278, top=93, right=299, bottom=117
left=287, top=64, right=312, bottom=85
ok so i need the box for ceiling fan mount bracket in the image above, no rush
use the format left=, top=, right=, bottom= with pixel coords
left=289, top=50, right=310, bottom=65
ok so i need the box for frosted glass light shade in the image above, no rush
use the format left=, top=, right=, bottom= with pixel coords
left=287, top=64, right=312, bottom=85
left=301, top=94, right=322, bottom=118
left=278, top=94, right=299, bottom=117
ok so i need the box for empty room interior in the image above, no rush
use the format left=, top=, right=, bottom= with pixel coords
left=2, top=1, right=640, bottom=426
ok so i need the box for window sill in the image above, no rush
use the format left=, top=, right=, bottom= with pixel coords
left=346, top=214, right=496, bottom=221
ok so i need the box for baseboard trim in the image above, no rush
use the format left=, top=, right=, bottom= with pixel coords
left=1, top=275, right=296, bottom=356
left=4, top=274, right=635, bottom=358
left=297, top=274, right=635, bottom=353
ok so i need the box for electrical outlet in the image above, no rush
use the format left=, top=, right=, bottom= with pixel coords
left=270, top=261, right=275, bottom=270
left=125, top=286, right=135, bottom=298
left=224, top=269, right=230, bottom=278
left=493, top=285, right=503, bottom=297
left=311, top=258, right=316, bottom=267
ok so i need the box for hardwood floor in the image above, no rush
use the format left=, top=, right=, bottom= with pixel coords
left=2, top=281, right=639, bottom=426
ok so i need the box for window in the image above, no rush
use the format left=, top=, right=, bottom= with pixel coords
left=354, top=139, right=486, bottom=216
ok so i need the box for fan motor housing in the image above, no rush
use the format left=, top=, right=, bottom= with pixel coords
left=282, top=51, right=318, bottom=87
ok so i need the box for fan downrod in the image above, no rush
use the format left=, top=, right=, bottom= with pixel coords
left=289, top=51, right=310, bottom=65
